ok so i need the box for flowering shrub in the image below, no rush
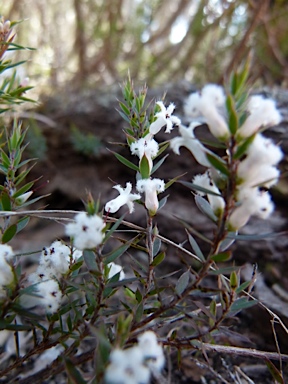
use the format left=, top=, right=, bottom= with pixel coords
left=0, top=18, right=286, bottom=384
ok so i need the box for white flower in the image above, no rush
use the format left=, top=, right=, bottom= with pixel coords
left=137, top=331, right=165, bottom=372
left=0, top=244, right=14, bottom=298
left=201, top=84, right=226, bottom=107
left=130, top=138, right=159, bottom=173
left=183, top=92, right=202, bottom=119
left=137, top=178, right=165, bottom=215
left=65, top=212, right=105, bottom=250
left=149, top=101, right=181, bottom=136
left=238, top=95, right=281, bottom=138
left=105, top=346, right=150, bottom=384
left=105, top=182, right=141, bottom=214
left=238, top=164, right=280, bottom=189
left=184, top=85, right=229, bottom=139
left=193, top=172, right=225, bottom=215
left=107, top=262, right=125, bottom=280
left=229, top=188, right=274, bottom=230
left=170, top=123, right=212, bottom=167
left=36, top=241, right=82, bottom=278
left=237, top=134, right=283, bottom=173
left=15, top=191, right=33, bottom=205
left=35, top=279, right=62, bottom=314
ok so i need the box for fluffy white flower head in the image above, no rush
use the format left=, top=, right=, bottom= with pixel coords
left=137, top=331, right=165, bottom=372
left=201, top=84, right=226, bottom=107
left=35, top=279, right=62, bottom=314
left=65, top=211, right=104, bottom=250
left=184, top=85, right=229, bottom=139
left=137, top=178, right=165, bottom=215
left=149, top=101, right=181, bottom=136
left=229, top=188, right=274, bottom=230
left=105, top=346, right=150, bottom=384
left=238, top=95, right=281, bottom=138
left=36, top=241, right=82, bottom=279
left=105, top=182, right=141, bottom=214
left=130, top=138, right=159, bottom=173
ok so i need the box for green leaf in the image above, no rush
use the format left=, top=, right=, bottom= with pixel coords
left=152, top=237, right=161, bottom=257
left=175, top=270, right=190, bottom=296
left=135, top=288, right=142, bottom=303
left=230, top=270, right=238, bottom=290
left=206, top=153, right=229, bottom=176
left=158, top=194, right=169, bottom=211
left=179, top=180, right=222, bottom=196
left=151, top=251, right=165, bottom=267
left=2, top=224, right=17, bottom=243
left=151, top=154, right=169, bottom=175
left=211, top=251, right=232, bottom=263
left=135, top=302, right=144, bottom=322
left=265, top=359, right=285, bottom=384
left=1, top=192, right=11, bottom=211
left=104, top=213, right=126, bottom=242
left=119, top=101, right=130, bottom=116
left=186, top=231, right=205, bottom=262
left=226, top=94, right=238, bottom=135
left=110, top=150, right=139, bottom=171
left=103, top=240, right=133, bottom=264
left=65, top=358, right=87, bottom=384
left=195, top=195, right=217, bottom=222
left=233, top=134, right=255, bottom=159
left=235, top=280, right=251, bottom=294
left=139, top=153, right=150, bottom=179
left=0, top=320, right=32, bottom=331
left=229, top=297, right=257, bottom=314
left=12, top=181, right=34, bottom=198
left=83, top=250, right=98, bottom=272
left=16, top=216, right=30, bottom=234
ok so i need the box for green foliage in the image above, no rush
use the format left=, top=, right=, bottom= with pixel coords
left=70, top=124, right=102, bottom=157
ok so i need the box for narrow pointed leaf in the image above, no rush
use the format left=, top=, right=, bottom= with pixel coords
left=2, top=224, right=17, bottom=243
left=109, top=150, right=139, bottom=171
left=175, top=270, right=190, bottom=296
left=151, top=251, right=165, bottom=267
left=206, top=153, right=229, bottom=176
left=186, top=230, right=205, bottom=262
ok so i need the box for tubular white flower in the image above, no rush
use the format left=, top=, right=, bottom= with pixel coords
left=201, top=84, right=226, bottom=107
left=170, top=123, right=212, bottom=167
left=229, top=188, right=274, bottom=230
left=238, top=95, right=281, bottom=138
left=105, top=182, right=141, bottom=214
left=183, top=92, right=202, bottom=119
left=238, top=134, right=283, bottom=172
left=65, top=212, right=105, bottom=250
left=193, top=172, right=225, bottom=214
left=238, top=164, right=280, bottom=189
left=105, top=346, right=150, bottom=384
left=130, top=138, right=159, bottom=173
left=149, top=101, right=181, bottom=136
left=184, top=85, right=229, bottom=139
left=137, top=178, right=165, bottom=215
left=137, top=331, right=165, bottom=372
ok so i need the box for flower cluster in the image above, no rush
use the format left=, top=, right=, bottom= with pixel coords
left=105, top=331, right=165, bottom=384
left=182, top=84, right=282, bottom=229
left=105, top=101, right=182, bottom=216
left=21, top=241, right=82, bottom=313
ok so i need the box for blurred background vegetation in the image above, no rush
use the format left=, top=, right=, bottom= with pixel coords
left=1, top=0, right=288, bottom=92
